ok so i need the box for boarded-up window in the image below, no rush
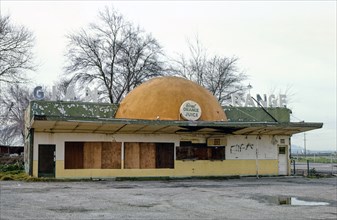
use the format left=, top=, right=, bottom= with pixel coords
left=101, top=142, right=121, bottom=169
left=176, top=141, right=225, bottom=160
left=65, top=142, right=84, bottom=169
left=83, top=142, right=102, bottom=169
left=156, top=143, right=174, bottom=168
left=140, top=143, right=156, bottom=169
left=65, top=142, right=121, bottom=169
left=124, top=142, right=140, bottom=169
left=124, top=142, right=174, bottom=169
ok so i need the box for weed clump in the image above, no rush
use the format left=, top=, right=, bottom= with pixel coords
left=0, top=163, right=24, bottom=172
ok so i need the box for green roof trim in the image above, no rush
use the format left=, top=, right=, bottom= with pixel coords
left=224, top=107, right=291, bottom=123
left=29, top=101, right=292, bottom=123
left=29, top=101, right=119, bottom=120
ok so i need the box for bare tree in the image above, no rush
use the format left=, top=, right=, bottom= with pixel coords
left=0, top=15, right=35, bottom=84
left=173, top=37, right=247, bottom=105
left=0, top=85, right=32, bottom=146
left=204, top=56, right=247, bottom=104
left=0, top=81, right=72, bottom=146
left=0, top=15, right=35, bottom=146
left=269, top=84, right=296, bottom=109
left=64, top=7, right=164, bottom=103
left=173, top=37, right=207, bottom=86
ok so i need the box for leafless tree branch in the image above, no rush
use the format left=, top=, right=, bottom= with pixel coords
left=0, top=15, right=35, bottom=84
left=172, top=37, right=248, bottom=105
left=64, top=6, right=164, bottom=103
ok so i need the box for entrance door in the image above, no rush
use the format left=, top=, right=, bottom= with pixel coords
left=278, top=145, right=288, bottom=175
left=38, top=145, right=55, bottom=177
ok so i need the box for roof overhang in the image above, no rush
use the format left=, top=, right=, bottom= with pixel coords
left=29, top=116, right=323, bottom=136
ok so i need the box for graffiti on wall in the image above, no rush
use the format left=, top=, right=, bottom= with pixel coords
left=230, top=143, right=254, bottom=154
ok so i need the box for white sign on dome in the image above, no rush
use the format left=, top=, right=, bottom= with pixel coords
left=180, top=100, right=202, bottom=121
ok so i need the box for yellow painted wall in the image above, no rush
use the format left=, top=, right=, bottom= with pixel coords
left=174, top=160, right=278, bottom=176
left=33, top=160, right=38, bottom=177
left=50, top=159, right=279, bottom=178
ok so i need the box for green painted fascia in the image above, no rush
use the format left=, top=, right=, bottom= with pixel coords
left=223, top=107, right=291, bottom=123
left=29, top=101, right=119, bottom=120
left=29, top=101, right=291, bottom=123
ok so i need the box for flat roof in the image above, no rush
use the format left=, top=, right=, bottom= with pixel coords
left=27, top=101, right=323, bottom=135
left=29, top=116, right=322, bottom=135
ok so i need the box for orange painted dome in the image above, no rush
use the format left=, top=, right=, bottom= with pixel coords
left=115, top=76, right=227, bottom=121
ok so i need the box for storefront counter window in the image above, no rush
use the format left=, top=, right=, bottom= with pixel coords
left=176, top=141, right=226, bottom=161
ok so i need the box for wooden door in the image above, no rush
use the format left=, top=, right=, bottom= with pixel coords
left=38, top=145, right=55, bottom=177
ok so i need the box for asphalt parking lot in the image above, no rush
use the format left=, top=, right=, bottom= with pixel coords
left=0, top=176, right=336, bottom=220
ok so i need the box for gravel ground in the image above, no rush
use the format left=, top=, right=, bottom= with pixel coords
left=0, top=176, right=336, bottom=220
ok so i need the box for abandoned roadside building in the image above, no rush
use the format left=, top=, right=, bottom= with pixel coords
left=24, top=76, right=322, bottom=178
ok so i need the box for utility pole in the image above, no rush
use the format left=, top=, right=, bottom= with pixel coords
left=304, top=133, right=307, bottom=158
left=247, top=83, right=252, bottom=95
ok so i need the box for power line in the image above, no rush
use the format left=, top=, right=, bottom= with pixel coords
left=290, top=114, right=303, bottom=122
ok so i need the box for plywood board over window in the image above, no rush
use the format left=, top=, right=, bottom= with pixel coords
left=65, top=142, right=84, bottom=169
left=65, top=142, right=121, bottom=169
left=124, top=142, right=140, bottom=169
left=83, top=142, right=102, bottom=169
left=124, top=142, right=174, bottom=169
left=140, top=143, right=156, bottom=169
left=101, top=142, right=121, bottom=169
left=156, top=143, right=174, bottom=168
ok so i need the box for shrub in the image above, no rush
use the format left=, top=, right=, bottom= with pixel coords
left=0, top=163, right=24, bottom=172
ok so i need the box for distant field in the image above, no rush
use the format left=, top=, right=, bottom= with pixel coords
left=293, top=156, right=337, bottom=164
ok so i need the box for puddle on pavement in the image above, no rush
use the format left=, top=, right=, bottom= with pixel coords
left=259, top=196, right=330, bottom=206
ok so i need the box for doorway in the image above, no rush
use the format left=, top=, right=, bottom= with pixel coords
left=38, top=145, right=55, bottom=177
left=278, top=145, right=288, bottom=175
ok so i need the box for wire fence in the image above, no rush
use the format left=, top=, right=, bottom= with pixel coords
left=291, top=159, right=337, bottom=176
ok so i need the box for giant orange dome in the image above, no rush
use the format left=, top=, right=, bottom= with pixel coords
left=115, top=76, right=227, bottom=121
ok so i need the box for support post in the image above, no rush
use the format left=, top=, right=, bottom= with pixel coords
left=29, top=128, right=34, bottom=176
left=255, top=149, right=259, bottom=178
left=255, top=137, right=259, bottom=179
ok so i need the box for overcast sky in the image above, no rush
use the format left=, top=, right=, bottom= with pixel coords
left=1, top=1, right=336, bottom=151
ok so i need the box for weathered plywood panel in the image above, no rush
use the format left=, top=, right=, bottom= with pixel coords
left=92, top=143, right=102, bottom=168
left=156, top=143, right=174, bottom=168
left=111, top=142, right=121, bottom=169
left=124, top=142, right=140, bottom=169
left=83, top=142, right=101, bottom=169
left=140, top=143, right=156, bottom=169
left=101, top=142, right=113, bottom=169
left=65, top=142, right=83, bottom=169
left=101, top=142, right=121, bottom=169
left=83, top=142, right=93, bottom=168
